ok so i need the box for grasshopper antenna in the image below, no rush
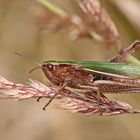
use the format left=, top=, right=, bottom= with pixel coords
left=15, top=52, right=46, bottom=103
left=14, top=52, right=41, bottom=66
left=28, top=66, right=42, bottom=74
left=14, top=52, right=42, bottom=74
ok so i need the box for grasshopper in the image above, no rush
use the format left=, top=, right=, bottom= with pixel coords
left=41, top=41, right=140, bottom=110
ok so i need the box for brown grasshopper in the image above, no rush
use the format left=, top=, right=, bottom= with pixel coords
left=41, top=41, right=140, bottom=110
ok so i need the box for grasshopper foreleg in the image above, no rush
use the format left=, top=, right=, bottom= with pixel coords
left=37, top=97, right=42, bottom=102
left=43, top=83, right=67, bottom=110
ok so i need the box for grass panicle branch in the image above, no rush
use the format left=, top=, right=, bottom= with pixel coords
left=77, top=0, right=120, bottom=46
left=35, top=0, right=97, bottom=40
left=0, top=76, right=140, bottom=116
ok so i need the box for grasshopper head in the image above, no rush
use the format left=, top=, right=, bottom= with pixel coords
left=42, top=61, right=73, bottom=86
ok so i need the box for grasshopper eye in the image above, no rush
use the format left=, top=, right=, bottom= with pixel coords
left=47, top=64, right=54, bottom=71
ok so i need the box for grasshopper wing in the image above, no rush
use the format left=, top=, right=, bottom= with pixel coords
left=76, top=61, right=140, bottom=78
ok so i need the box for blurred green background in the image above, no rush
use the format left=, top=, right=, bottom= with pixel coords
left=0, top=0, right=140, bottom=140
